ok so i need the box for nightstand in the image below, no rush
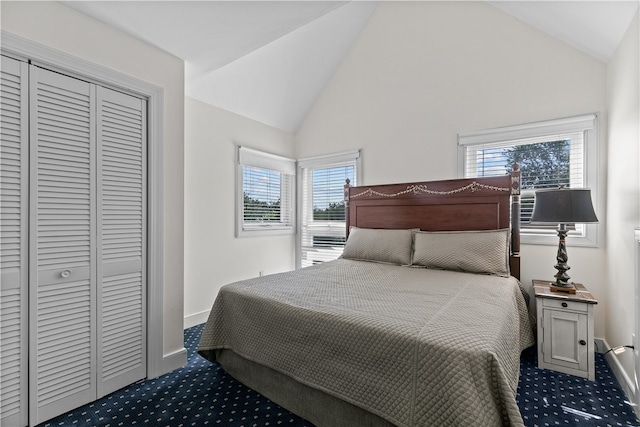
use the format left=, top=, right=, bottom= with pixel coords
left=533, top=279, right=598, bottom=380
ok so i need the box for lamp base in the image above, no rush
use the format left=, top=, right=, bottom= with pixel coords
left=551, top=225, right=576, bottom=293
left=550, top=282, right=577, bottom=294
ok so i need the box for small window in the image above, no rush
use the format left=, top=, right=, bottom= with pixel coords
left=236, top=146, right=295, bottom=237
left=458, top=114, right=598, bottom=246
left=298, top=150, right=360, bottom=268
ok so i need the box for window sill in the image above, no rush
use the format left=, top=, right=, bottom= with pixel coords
left=521, top=227, right=598, bottom=248
left=236, top=226, right=295, bottom=238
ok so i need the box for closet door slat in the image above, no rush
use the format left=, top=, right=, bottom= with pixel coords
left=0, top=55, right=28, bottom=427
left=96, top=86, right=147, bottom=397
left=29, top=66, right=97, bottom=425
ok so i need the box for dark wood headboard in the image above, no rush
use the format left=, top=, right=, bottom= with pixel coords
left=344, top=165, right=522, bottom=279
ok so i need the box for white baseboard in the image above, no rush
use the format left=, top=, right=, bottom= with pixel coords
left=160, top=347, right=188, bottom=376
left=596, top=337, right=639, bottom=419
left=184, top=309, right=210, bottom=329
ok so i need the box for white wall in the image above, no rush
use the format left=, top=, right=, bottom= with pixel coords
left=606, top=10, right=640, bottom=401
left=183, top=97, right=296, bottom=328
left=1, top=1, right=186, bottom=372
left=296, top=2, right=609, bottom=335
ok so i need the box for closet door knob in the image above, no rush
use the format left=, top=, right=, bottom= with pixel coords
left=61, top=269, right=71, bottom=278
left=579, top=340, right=587, bottom=346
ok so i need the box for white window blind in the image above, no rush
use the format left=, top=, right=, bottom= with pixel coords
left=458, top=114, right=598, bottom=246
left=298, top=150, right=360, bottom=268
left=237, top=146, right=295, bottom=236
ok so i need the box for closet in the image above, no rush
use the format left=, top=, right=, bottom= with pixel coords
left=1, top=55, right=147, bottom=426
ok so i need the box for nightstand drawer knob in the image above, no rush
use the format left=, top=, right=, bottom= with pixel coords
left=561, top=302, right=568, bottom=308
left=579, top=340, right=587, bottom=346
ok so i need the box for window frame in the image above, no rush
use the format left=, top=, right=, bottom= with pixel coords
left=458, top=114, right=598, bottom=247
left=296, top=150, right=361, bottom=268
left=236, top=146, right=296, bottom=237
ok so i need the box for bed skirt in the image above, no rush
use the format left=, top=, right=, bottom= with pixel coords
left=214, top=349, right=396, bottom=427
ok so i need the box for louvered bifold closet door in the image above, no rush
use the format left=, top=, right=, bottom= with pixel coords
left=96, top=86, right=147, bottom=397
left=0, top=55, right=29, bottom=427
left=29, top=66, right=97, bottom=425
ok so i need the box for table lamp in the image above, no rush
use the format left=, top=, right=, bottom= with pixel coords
left=530, top=188, right=598, bottom=293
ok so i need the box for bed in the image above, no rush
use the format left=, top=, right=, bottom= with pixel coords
left=198, top=165, right=535, bottom=427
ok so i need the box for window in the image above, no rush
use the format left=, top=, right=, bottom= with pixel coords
left=458, top=114, right=598, bottom=246
left=298, top=150, right=361, bottom=268
left=236, top=146, right=295, bottom=236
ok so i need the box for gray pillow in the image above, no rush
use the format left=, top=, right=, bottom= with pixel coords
left=341, top=227, right=414, bottom=265
left=412, top=229, right=510, bottom=277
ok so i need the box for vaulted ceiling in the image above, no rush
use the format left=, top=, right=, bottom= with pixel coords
left=62, top=1, right=638, bottom=133
left=488, top=1, right=638, bottom=63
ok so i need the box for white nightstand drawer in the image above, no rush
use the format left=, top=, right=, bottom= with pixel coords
left=541, top=298, right=588, bottom=313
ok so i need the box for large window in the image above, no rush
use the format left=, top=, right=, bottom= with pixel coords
left=236, top=146, right=295, bottom=236
left=458, top=114, right=598, bottom=246
left=298, top=150, right=360, bottom=268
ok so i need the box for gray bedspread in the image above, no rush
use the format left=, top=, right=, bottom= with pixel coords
left=198, top=259, right=535, bottom=427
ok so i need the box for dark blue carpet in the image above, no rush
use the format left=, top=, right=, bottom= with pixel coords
left=40, top=324, right=639, bottom=427
left=517, top=346, right=638, bottom=426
